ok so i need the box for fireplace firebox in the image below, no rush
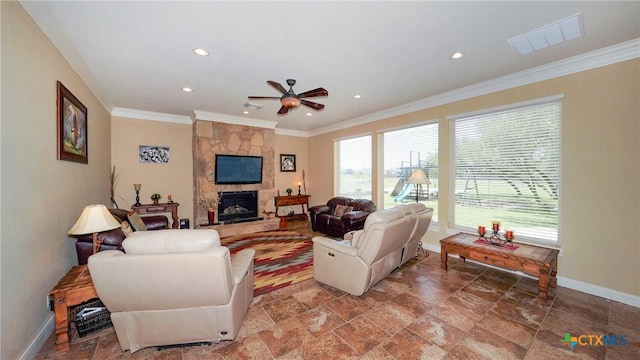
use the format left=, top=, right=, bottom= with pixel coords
left=218, top=191, right=261, bottom=224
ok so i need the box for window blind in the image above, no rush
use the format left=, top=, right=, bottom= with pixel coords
left=337, top=136, right=372, bottom=199
left=382, top=123, right=439, bottom=220
left=449, top=99, right=561, bottom=243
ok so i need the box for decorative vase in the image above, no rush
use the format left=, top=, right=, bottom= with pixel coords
left=153, top=199, right=159, bottom=205
left=207, top=209, right=215, bottom=225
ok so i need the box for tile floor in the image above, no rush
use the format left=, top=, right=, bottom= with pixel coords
left=36, top=225, right=639, bottom=359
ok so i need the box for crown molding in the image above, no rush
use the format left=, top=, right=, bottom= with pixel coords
left=274, top=128, right=309, bottom=137
left=111, top=108, right=192, bottom=124
left=192, top=110, right=278, bottom=130
left=20, top=1, right=114, bottom=112
left=308, top=38, right=640, bottom=137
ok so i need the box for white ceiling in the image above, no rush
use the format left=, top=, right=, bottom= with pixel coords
left=21, top=1, right=640, bottom=134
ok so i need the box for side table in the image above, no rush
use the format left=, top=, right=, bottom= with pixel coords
left=274, top=195, right=310, bottom=221
left=132, top=202, right=180, bottom=229
left=49, top=265, right=98, bottom=351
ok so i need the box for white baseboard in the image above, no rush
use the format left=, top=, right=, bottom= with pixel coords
left=21, top=314, right=54, bottom=360
left=423, top=243, right=640, bottom=308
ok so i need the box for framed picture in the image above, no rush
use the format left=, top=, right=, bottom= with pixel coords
left=280, top=154, right=296, bottom=172
left=57, top=81, right=88, bottom=163
left=139, top=145, right=170, bottom=163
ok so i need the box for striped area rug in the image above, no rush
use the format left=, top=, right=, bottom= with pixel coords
left=220, top=230, right=313, bottom=296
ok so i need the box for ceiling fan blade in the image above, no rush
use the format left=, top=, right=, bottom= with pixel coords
left=248, top=96, right=281, bottom=99
left=277, top=105, right=290, bottom=115
left=267, top=81, right=287, bottom=94
left=300, top=99, right=325, bottom=111
left=298, top=87, right=328, bottom=98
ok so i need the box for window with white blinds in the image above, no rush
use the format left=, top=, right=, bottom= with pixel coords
left=382, top=122, right=438, bottom=222
left=448, top=97, right=561, bottom=244
left=337, top=135, right=372, bottom=200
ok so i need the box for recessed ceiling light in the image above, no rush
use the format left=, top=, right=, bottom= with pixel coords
left=354, top=95, right=361, bottom=99
left=193, top=48, right=209, bottom=56
left=306, top=112, right=312, bottom=116
left=242, top=110, right=249, bottom=115
left=450, top=52, right=464, bottom=60
left=181, top=87, right=193, bottom=92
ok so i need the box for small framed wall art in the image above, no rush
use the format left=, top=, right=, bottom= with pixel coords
left=139, top=145, right=170, bottom=163
left=57, top=81, right=88, bottom=163
left=280, top=154, right=296, bottom=172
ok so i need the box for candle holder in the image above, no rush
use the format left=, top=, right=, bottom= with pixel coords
left=133, top=184, right=142, bottom=207
left=478, top=223, right=514, bottom=247
left=297, top=182, right=301, bottom=195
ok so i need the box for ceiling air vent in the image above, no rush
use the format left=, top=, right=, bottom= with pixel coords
left=508, top=13, right=583, bottom=55
left=244, top=102, right=263, bottom=110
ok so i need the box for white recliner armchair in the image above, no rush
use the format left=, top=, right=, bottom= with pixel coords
left=312, top=203, right=433, bottom=296
left=399, top=203, right=434, bottom=265
left=88, top=229, right=255, bottom=353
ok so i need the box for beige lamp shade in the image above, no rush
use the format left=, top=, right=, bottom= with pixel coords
left=407, top=169, right=431, bottom=185
left=68, top=204, right=121, bottom=235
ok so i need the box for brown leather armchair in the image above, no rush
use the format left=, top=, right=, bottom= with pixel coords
left=73, top=208, right=168, bottom=265
left=309, top=197, right=376, bottom=238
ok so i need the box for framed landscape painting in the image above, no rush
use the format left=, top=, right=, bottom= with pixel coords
left=57, top=81, right=88, bottom=163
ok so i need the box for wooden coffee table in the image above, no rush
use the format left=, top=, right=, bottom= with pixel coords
left=440, top=232, right=558, bottom=302
left=49, top=265, right=98, bottom=351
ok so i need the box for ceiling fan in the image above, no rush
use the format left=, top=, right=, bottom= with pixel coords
left=248, top=79, right=328, bottom=115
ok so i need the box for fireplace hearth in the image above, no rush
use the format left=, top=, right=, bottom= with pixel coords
left=218, top=191, right=261, bottom=224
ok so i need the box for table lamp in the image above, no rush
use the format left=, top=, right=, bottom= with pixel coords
left=407, top=169, right=431, bottom=202
left=68, top=204, right=121, bottom=254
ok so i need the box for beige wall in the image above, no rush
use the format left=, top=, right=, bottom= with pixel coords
left=307, top=59, right=640, bottom=298
left=1, top=2, right=113, bottom=358
left=111, top=117, right=193, bottom=227
left=273, top=134, right=310, bottom=213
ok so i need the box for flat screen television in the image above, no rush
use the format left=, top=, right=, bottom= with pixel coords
left=215, top=154, right=263, bottom=184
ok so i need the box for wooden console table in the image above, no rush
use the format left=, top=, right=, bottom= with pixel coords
left=440, top=232, right=558, bottom=302
left=132, top=202, right=179, bottom=229
left=49, top=265, right=98, bottom=352
left=274, top=195, right=310, bottom=221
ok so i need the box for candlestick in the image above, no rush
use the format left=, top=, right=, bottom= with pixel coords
left=297, top=181, right=301, bottom=195
left=133, top=184, right=142, bottom=206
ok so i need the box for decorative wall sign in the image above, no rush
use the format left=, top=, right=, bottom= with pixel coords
left=57, top=81, right=88, bottom=163
left=280, top=154, right=296, bottom=172
left=139, top=145, right=170, bottom=163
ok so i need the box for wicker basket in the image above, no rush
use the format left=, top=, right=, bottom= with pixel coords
left=72, top=298, right=112, bottom=337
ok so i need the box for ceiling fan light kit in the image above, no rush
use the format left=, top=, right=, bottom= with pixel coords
left=248, top=79, right=328, bottom=115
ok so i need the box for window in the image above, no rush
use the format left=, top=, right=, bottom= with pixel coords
left=382, top=122, right=438, bottom=222
left=337, top=135, right=372, bottom=199
left=449, top=96, right=561, bottom=244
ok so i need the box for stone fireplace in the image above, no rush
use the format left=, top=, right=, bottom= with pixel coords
left=193, top=118, right=275, bottom=227
left=218, top=191, right=259, bottom=223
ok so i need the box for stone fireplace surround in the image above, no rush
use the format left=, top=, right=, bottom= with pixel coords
left=193, top=119, right=276, bottom=227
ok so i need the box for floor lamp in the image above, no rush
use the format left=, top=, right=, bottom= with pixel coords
left=68, top=204, right=121, bottom=254
left=407, top=169, right=430, bottom=203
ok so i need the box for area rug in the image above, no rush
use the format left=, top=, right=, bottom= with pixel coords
left=221, top=230, right=313, bottom=296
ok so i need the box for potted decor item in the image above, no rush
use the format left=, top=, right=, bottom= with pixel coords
left=286, top=188, right=293, bottom=196
left=150, top=193, right=161, bottom=205
left=197, top=194, right=219, bottom=225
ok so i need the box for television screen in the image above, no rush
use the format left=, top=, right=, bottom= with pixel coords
left=215, top=154, right=263, bottom=184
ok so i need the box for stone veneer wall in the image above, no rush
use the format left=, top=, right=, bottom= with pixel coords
left=193, top=120, right=275, bottom=226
